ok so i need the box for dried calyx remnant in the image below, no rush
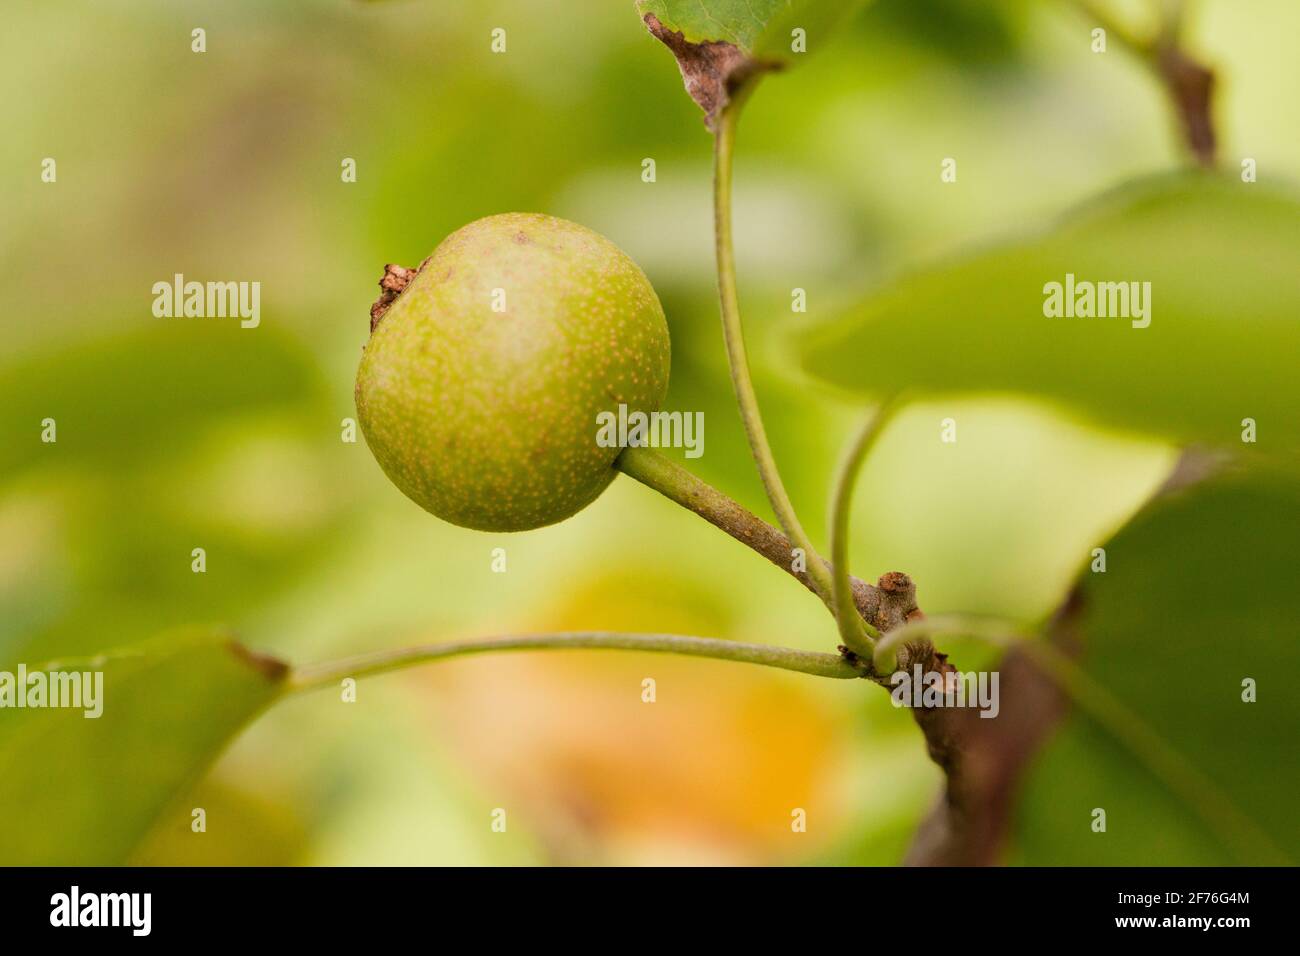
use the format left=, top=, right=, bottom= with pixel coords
left=641, top=13, right=778, bottom=128
left=369, top=257, right=430, bottom=332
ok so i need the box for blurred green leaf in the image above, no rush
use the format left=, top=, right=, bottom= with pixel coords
left=1011, top=473, right=1300, bottom=864
left=800, top=173, right=1300, bottom=467
left=131, top=779, right=308, bottom=866
left=0, top=631, right=286, bottom=865
left=6, top=454, right=353, bottom=665
left=0, top=324, right=323, bottom=477
left=862, top=0, right=1027, bottom=65
left=636, top=0, right=868, bottom=62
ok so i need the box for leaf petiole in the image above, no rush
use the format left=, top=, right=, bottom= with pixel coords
left=712, top=86, right=840, bottom=620
left=828, top=398, right=903, bottom=656
left=288, top=631, right=864, bottom=694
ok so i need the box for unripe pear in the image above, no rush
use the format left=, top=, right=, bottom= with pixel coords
left=355, top=213, right=671, bottom=532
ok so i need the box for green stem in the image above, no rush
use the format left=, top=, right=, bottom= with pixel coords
left=288, top=631, right=862, bottom=694
left=1064, top=0, right=1215, bottom=165
left=1156, top=0, right=1187, bottom=41
left=828, top=400, right=900, bottom=656
left=872, top=614, right=1017, bottom=674
left=713, top=86, right=835, bottom=609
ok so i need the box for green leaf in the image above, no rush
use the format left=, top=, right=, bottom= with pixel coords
left=1011, top=473, right=1300, bottom=864
left=637, top=0, right=869, bottom=124
left=0, top=631, right=287, bottom=865
left=638, top=0, right=866, bottom=60
left=800, top=173, right=1300, bottom=468
left=0, top=324, right=323, bottom=477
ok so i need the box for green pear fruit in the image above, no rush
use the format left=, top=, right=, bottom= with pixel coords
left=355, top=213, right=671, bottom=532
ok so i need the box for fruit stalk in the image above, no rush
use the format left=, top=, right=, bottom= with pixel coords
left=616, top=446, right=893, bottom=630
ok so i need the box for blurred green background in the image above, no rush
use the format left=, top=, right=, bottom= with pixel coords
left=1, top=0, right=1296, bottom=865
